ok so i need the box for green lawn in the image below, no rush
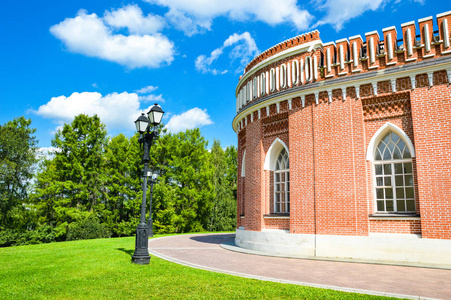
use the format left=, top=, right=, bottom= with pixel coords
left=0, top=236, right=392, bottom=299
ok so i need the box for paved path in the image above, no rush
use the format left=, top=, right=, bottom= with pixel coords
left=148, top=233, right=451, bottom=299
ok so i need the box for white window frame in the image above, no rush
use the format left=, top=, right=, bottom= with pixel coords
left=274, top=149, right=289, bottom=213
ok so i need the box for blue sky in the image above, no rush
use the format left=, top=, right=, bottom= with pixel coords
left=1, top=0, right=449, bottom=152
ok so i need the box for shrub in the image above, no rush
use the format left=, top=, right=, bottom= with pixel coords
left=66, top=215, right=111, bottom=241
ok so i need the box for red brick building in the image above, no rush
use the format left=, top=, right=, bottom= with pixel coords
left=233, top=11, right=451, bottom=265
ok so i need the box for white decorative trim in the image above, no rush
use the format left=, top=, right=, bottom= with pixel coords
left=338, top=72, right=348, bottom=76
left=263, top=215, right=290, bottom=219
left=447, top=69, right=451, bottom=84
left=382, top=26, right=396, bottom=32
left=410, top=75, right=416, bottom=89
left=276, top=102, right=280, bottom=113
left=365, top=30, right=380, bottom=39
left=386, top=62, right=397, bottom=66
left=423, top=54, right=435, bottom=58
left=355, top=86, right=360, bottom=99
left=245, top=116, right=248, bottom=126
left=288, top=99, right=292, bottom=110
left=442, top=50, right=451, bottom=55
left=250, top=113, right=253, bottom=122
left=366, top=122, right=416, bottom=162
left=401, top=21, right=415, bottom=27
left=241, top=150, right=246, bottom=177
left=372, top=82, right=378, bottom=96
left=264, top=138, right=289, bottom=171
left=368, top=65, right=379, bottom=70
left=325, top=74, right=334, bottom=78
left=348, top=34, right=362, bottom=41
left=266, top=106, right=269, bottom=116
left=427, top=72, right=434, bottom=86
left=418, top=16, right=432, bottom=23
left=314, top=92, right=319, bottom=105
left=258, top=109, right=261, bottom=119
left=335, top=38, right=348, bottom=44
left=406, top=57, right=417, bottom=62
left=301, top=95, right=305, bottom=107
left=369, top=215, right=421, bottom=221
left=391, top=79, right=397, bottom=93
left=342, top=87, right=347, bottom=100
left=437, top=10, right=451, bottom=18
left=327, top=89, right=332, bottom=103
left=352, top=69, right=362, bottom=73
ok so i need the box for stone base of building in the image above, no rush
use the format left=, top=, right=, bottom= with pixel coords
left=235, top=228, right=451, bottom=267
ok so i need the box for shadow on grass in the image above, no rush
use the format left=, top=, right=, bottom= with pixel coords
left=116, top=247, right=134, bottom=257
left=190, top=233, right=235, bottom=245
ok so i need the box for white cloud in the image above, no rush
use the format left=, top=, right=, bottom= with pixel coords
left=165, top=108, right=213, bottom=133
left=145, top=0, right=313, bottom=35
left=195, top=32, right=259, bottom=75
left=313, top=0, right=386, bottom=31
left=103, top=4, right=165, bottom=34
left=33, top=91, right=152, bottom=131
left=135, top=85, right=158, bottom=94
left=139, top=94, right=165, bottom=103
left=38, top=147, right=61, bottom=160
left=50, top=8, right=174, bottom=68
left=135, top=85, right=165, bottom=102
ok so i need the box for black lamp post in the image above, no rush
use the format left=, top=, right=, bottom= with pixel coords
left=147, top=173, right=158, bottom=238
left=132, top=103, right=164, bottom=265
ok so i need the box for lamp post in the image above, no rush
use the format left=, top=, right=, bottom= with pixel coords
left=132, top=103, right=164, bottom=265
left=147, top=173, right=158, bottom=238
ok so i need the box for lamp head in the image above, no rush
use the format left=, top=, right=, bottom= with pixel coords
left=135, top=113, right=149, bottom=133
left=147, top=103, right=164, bottom=126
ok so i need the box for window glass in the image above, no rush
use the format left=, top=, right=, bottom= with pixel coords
left=274, top=147, right=289, bottom=213
left=373, top=131, right=415, bottom=213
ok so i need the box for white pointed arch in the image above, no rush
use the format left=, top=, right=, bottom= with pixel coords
left=241, top=150, right=246, bottom=177
left=264, top=138, right=289, bottom=171
left=366, top=123, right=415, bottom=162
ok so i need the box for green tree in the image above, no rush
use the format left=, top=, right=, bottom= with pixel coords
left=208, top=140, right=237, bottom=231
left=33, top=114, right=108, bottom=238
left=103, top=134, right=142, bottom=236
left=150, top=128, right=214, bottom=233
left=0, top=117, right=38, bottom=231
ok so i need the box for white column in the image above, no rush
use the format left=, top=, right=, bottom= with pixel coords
left=406, top=28, right=413, bottom=56
left=313, top=55, right=318, bottom=80
left=287, top=63, right=291, bottom=88
left=314, top=92, right=319, bottom=105
left=427, top=72, right=434, bottom=87
left=339, top=45, right=345, bottom=70
left=391, top=79, right=397, bottom=93
left=342, top=87, right=347, bottom=100
left=410, top=75, right=416, bottom=89
left=424, top=24, right=431, bottom=53
left=372, top=82, right=378, bottom=96
left=369, top=38, right=375, bottom=64
left=327, top=89, right=333, bottom=103
left=355, top=86, right=360, bottom=99
left=301, top=95, right=305, bottom=107
left=444, top=19, right=450, bottom=48
left=387, top=33, right=394, bottom=60
left=276, top=67, right=280, bottom=91
left=353, top=42, right=358, bottom=68
left=288, top=99, right=292, bottom=110
left=300, top=59, right=305, bottom=84
left=276, top=102, right=280, bottom=113
left=326, top=48, right=331, bottom=73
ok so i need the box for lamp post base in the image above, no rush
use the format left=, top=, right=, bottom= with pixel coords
left=132, top=255, right=150, bottom=265
left=132, top=223, right=150, bottom=265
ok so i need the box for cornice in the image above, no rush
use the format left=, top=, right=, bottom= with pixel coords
left=232, top=55, right=451, bottom=132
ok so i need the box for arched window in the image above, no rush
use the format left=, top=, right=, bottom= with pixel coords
left=270, top=68, right=275, bottom=92
left=274, top=148, right=290, bottom=213
left=260, top=73, right=266, bottom=96
left=373, top=131, right=415, bottom=213
left=280, top=64, right=287, bottom=89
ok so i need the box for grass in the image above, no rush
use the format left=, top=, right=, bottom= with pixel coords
left=0, top=235, right=393, bottom=299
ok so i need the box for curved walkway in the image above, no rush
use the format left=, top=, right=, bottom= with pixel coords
left=148, top=233, right=451, bottom=299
